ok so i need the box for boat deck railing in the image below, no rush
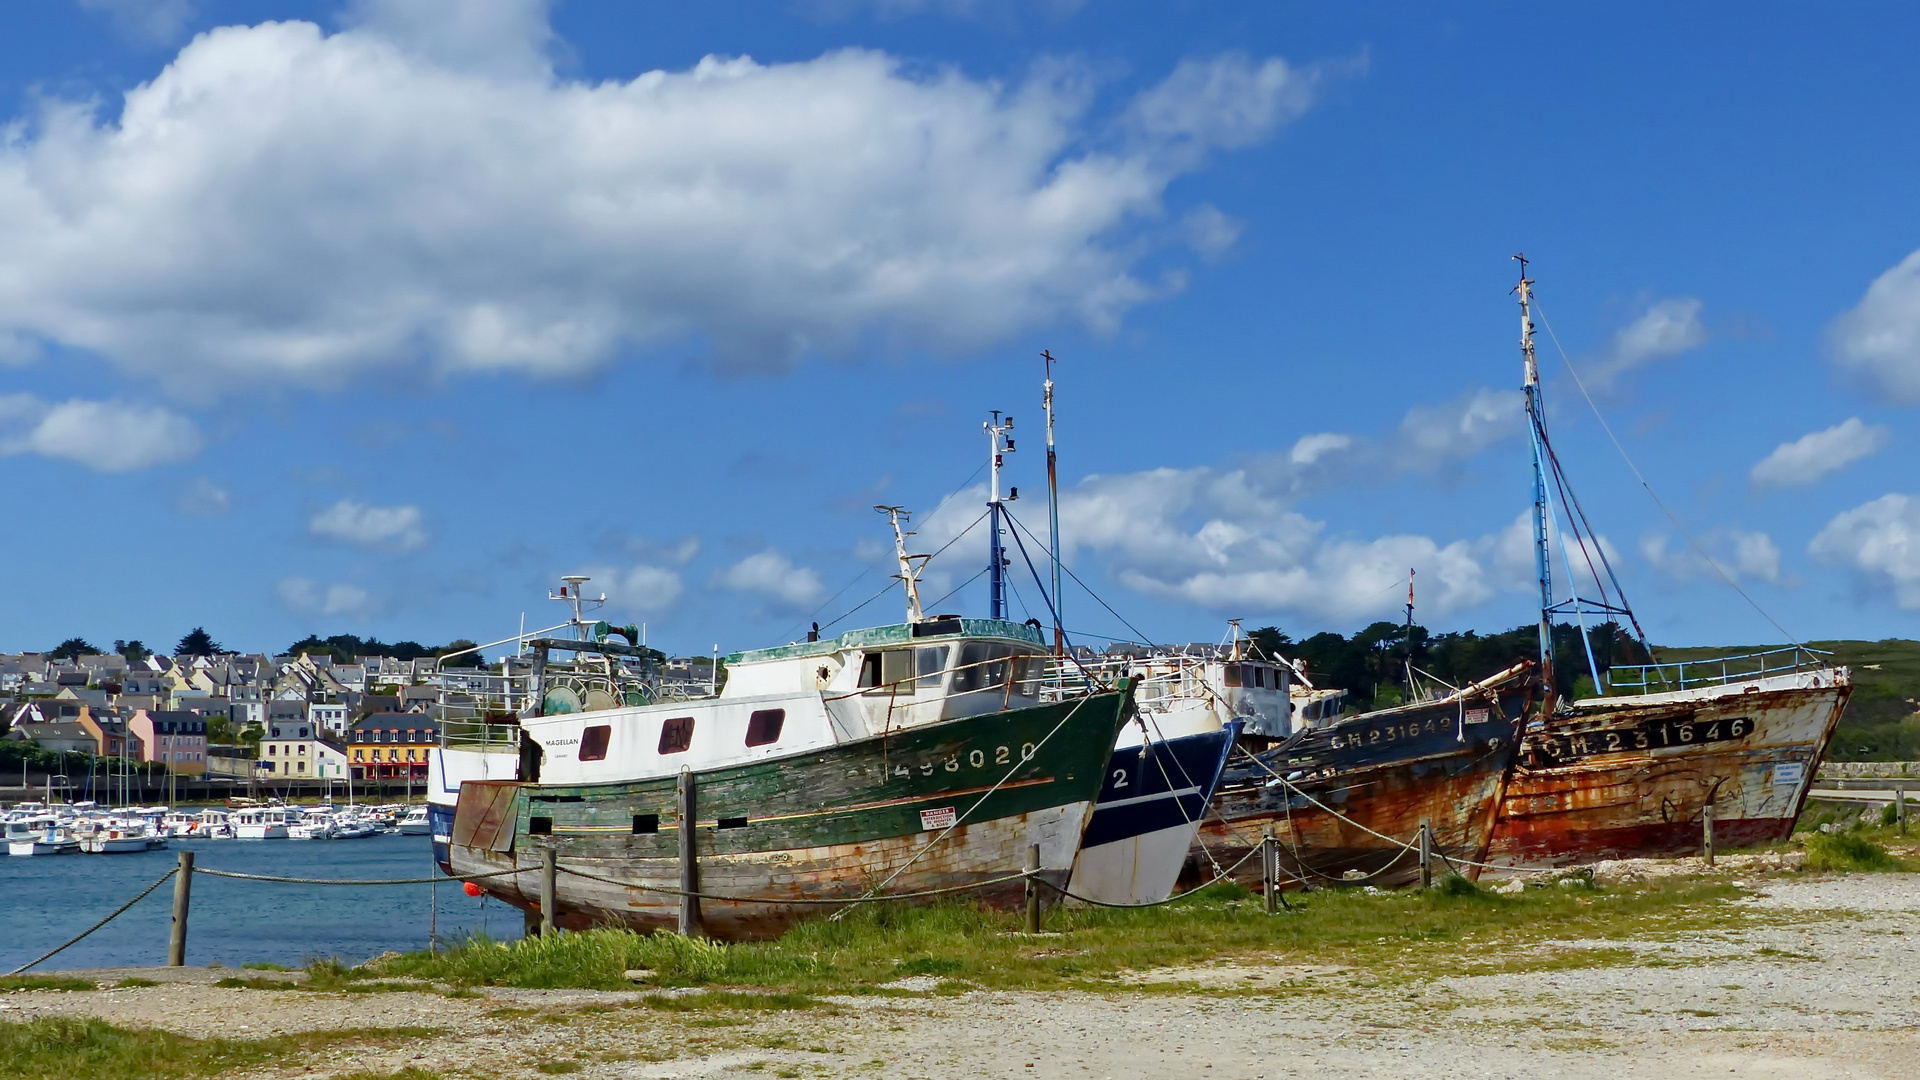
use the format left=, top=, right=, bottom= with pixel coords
left=1603, top=645, right=1836, bottom=693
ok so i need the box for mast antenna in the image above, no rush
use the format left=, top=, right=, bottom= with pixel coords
left=1042, top=350, right=1064, bottom=655
left=984, top=410, right=1015, bottom=620
left=875, top=505, right=928, bottom=623
left=1403, top=568, right=1416, bottom=702
left=552, top=575, right=604, bottom=640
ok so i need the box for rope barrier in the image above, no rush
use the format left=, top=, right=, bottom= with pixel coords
left=191, top=867, right=523, bottom=887
left=5, top=867, right=177, bottom=976
left=1037, top=843, right=1265, bottom=909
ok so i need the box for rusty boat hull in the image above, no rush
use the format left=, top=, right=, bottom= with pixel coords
left=446, top=686, right=1134, bottom=940
left=1486, top=667, right=1850, bottom=869
left=1192, top=679, right=1531, bottom=890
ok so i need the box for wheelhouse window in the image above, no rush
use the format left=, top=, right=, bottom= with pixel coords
left=915, top=646, right=949, bottom=691
left=1224, top=664, right=1242, bottom=688
left=744, top=709, right=784, bottom=747
left=579, top=724, right=611, bottom=761
left=1013, top=655, right=1046, bottom=697
left=658, top=716, right=695, bottom=755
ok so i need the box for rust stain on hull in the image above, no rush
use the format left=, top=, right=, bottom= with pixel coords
left=449, top=807, right=1083, bottom=939
left=1488, top=675, right=1850, bottom=869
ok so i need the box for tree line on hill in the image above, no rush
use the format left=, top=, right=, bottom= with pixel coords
left=1246, top=619, right=1652, bottom=712
left=44, top=629, right=484, bottom=669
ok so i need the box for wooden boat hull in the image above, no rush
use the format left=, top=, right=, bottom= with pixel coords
left=1486, top=668, right=1850, bottom=869
left=1192, top=685, right=1530, bottom=889
left=448, top=685, right=1134, bottom=939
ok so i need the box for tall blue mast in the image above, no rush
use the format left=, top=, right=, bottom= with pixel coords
left=1515, top=255, right=1556, bottom=697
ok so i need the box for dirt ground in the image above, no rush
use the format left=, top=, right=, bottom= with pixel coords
left=7, top=872, right=1917, bottom=1080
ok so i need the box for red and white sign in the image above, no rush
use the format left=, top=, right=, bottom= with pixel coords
left=919, top=806, right=956, bottom=831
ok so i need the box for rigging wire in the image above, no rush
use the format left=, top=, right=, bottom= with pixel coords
left=810, top=510, right=990, bottom=636
left=1004, top=510, right=1159, bottom=648
left=1532, top=300, right=1802, bottom=646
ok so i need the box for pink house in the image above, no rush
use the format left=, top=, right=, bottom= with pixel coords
left=128, top=710, right=209, bottom=776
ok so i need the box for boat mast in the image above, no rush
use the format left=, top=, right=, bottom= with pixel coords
left=984, top=411, right=1015, bottom=620
left=1515, top=254, right=1556, bottom=699
left=877, top=505, right=928, bottom=623
left=1403, top=568, right=1416, bottom=702
left=1043, top=351, right=1064, bottom=656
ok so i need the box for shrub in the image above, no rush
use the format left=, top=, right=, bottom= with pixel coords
left=1804, top=832, right=1907, bottom=873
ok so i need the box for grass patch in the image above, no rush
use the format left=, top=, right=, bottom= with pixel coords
left=1804, top=832, right=1909, bottom=872
left=374, top=875, right=1749, bottom=996
left=114, top=978, right=161, bottom=989
left=534, top=1063, right=582, bottom=1075
left=0, top=1018, right=436, bottom=1080
left=240, top=961, right=290, bottom=971
left=0, top=976, right=95, bottom=992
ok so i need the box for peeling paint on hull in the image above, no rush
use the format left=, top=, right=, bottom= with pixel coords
left=1487, top=669, right=1850, bottom=869
left=1190, top=685, right=1530, bottom=890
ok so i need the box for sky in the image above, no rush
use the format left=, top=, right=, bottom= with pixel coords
left=3, top=0, right=1920, bottom=661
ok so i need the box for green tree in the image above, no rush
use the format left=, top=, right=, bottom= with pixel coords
left=50, top=638, right=101, bottom=662
left=175, top=627, right=223, bottom=657
left=113, top=639, right=152, bottom=664
left=439, top=639, right=486, bottom=669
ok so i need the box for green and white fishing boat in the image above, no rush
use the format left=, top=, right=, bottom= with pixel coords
left=446, top=509, right=1135, bottom=940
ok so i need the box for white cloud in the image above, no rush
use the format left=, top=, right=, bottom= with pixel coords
left=0, top=394, right=202, bottom=471
left=1287, top=432, right=1351, bottom=467
left=277, top=577, right=375, bottom=617
left=583, top=564, right=685, bottom=616
left=1392, top=387, right=1520, bottom=471
left=176, top=477, right=230, bottom=516
left=0, top=14, right=1320, bottom=391
left=1642, top=528, right=1782, bottom=585
left=1831, top=249, right=1920, bottom=403
left=1181, top=204, right=1243, bottom=260
left=1750, top=417, right=1889, bottom=488
left=721, top=550, right=828, bottom=609
left=1809, top=493, right=1920, bottom=609
left=309, top=500, right=428, bottom=551
left=1586, top=298, right=1709, bottom=391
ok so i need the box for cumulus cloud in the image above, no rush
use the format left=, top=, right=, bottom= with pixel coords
left=1585, top=298, right=1709, bottom=391
left=309, top=500, right=429, bottom=551
left=721, top=550, right=829, bottom=609
left=1268, top=387, right=1521, bottom=493
left=1831, top=249, right=1920, bottom=403
left=176, top=477, right=230, bottom=516
left=277, top=577, right=375, bottom=617
left=0, top=11, right=1321, bottom=391
left=583, top=564, right=685, bottom=616
left=0, top=394, right=202, bottom=471
left=1750, top=418, right=1889, bottom=489
left=1809, top=494, right=1920, bottom=609
left=1642, top=528, right=1782, bottom=586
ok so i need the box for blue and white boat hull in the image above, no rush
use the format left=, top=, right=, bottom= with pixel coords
left=1065, top=721, right=1240, bottom=906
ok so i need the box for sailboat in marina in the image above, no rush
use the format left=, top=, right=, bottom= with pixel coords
left=1483, top=257, right=1851, bottom=869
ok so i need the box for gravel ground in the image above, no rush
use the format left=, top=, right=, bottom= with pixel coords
left=5, top=873, right=1916, bottom=1079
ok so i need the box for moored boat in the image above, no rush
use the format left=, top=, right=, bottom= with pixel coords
left=1194, top=662, right=1533, bottom=888
left=1482, top=259, right=1851, bottom=870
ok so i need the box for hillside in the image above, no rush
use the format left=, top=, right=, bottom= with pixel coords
left=1644, top=639, right=1920, bottom=761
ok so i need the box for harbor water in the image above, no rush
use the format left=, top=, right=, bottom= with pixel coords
left=1, top=833, right=522, bottom=973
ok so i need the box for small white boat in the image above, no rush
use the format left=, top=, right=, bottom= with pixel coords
left=80, top=817, right=153, bottom=854
left=191, top=808, right=236, bottom=839
left=6, top=815, right=81, bottom=856
left=233, top=807, right=291, bottom=839
left=397, top=806, right=430, bottom=835
left=287, top=808, right=337, bottom=839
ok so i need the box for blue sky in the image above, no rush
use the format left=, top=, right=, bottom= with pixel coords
left=4, top=0, right=1920, bottom=660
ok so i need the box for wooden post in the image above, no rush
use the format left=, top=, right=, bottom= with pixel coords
left=168, top=850, right=194, bottom=966
left=539, top=845, right=557, bottom=937
left=1418, top=819, right=1433, bottom=889
left=677, top=766, right=701, bottom=937
left=1262, top=828, right=1279, bottom=914
left=1895, top=788, right=1908, bottom=836
left=1025, top=843, right=1042, bottom=934
left=1703, top=802, right=1715, bottom=867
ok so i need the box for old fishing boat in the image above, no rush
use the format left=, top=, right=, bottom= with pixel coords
left=442, top=511, right=1133, bottom=940
left=1194, top=661, right=1533, bottom=888
left=1483, top=257, right=1851, bottom=869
